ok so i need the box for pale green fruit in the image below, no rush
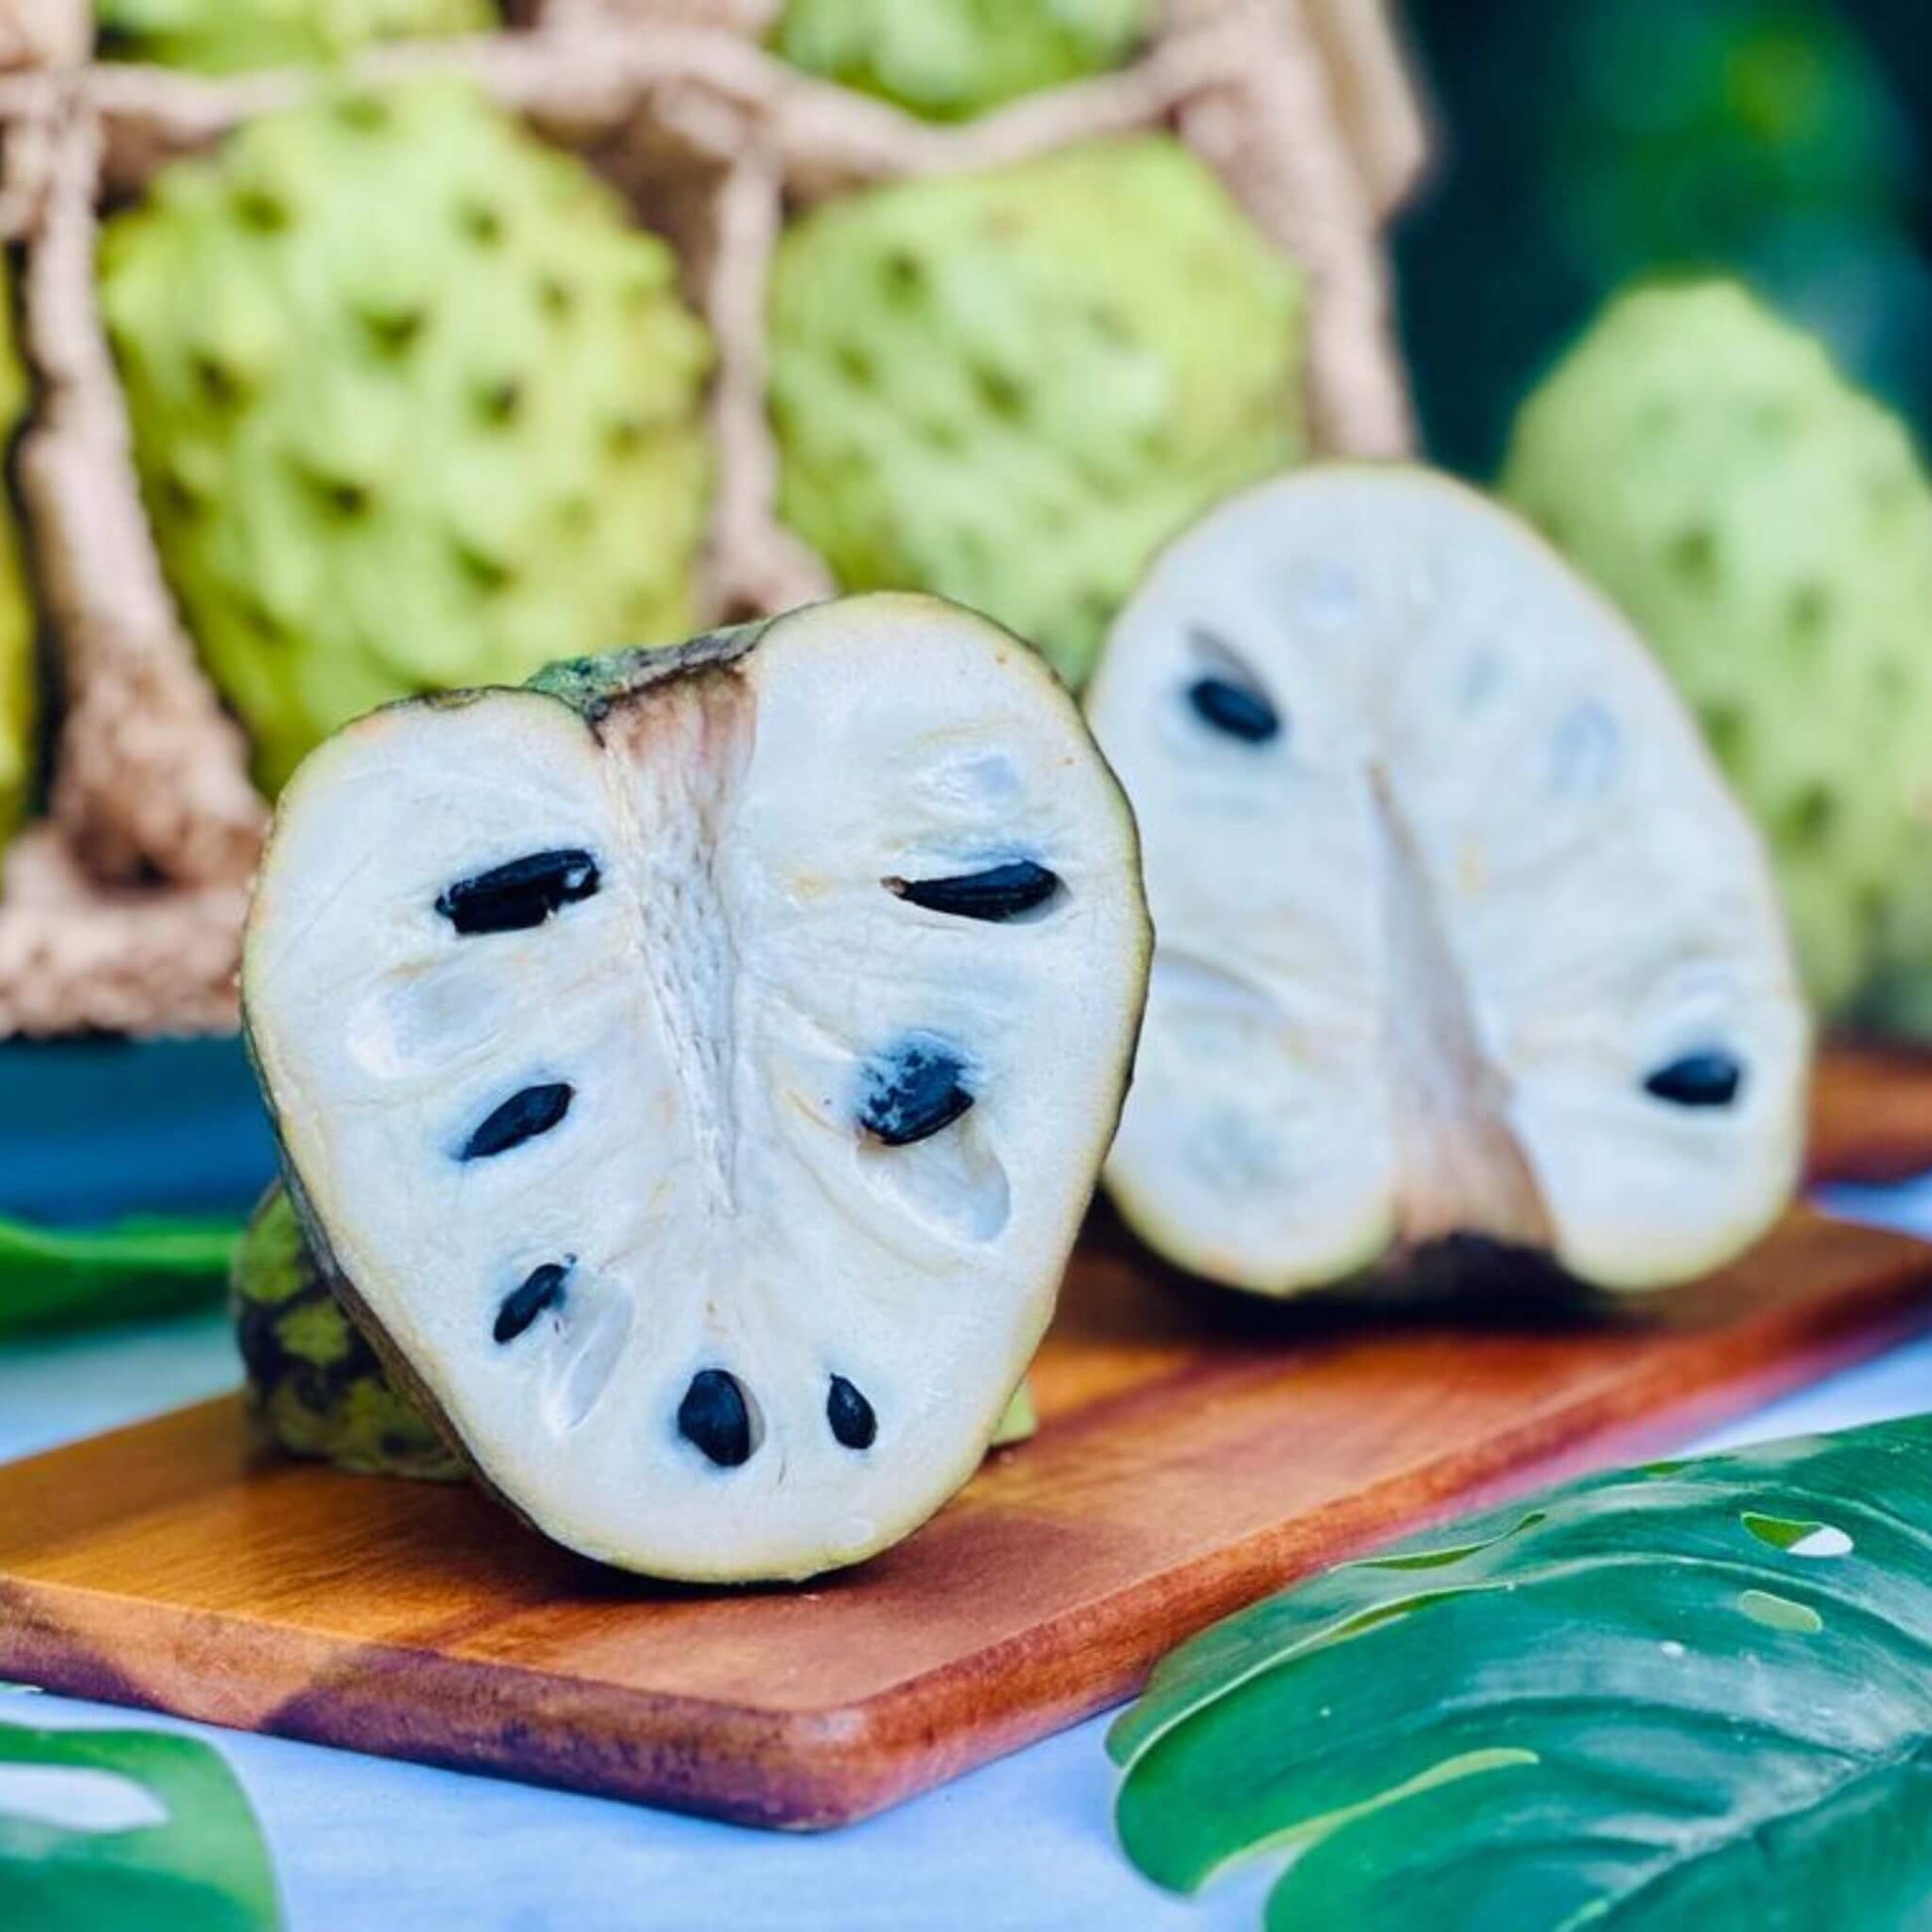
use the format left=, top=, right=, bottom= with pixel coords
left=769, top=138, right=1307, bottom=688
left=101, top=80, right=714, bottom=794
left=97, top=0, right=495, bottom=73
left=1503, top=280, right=1932, bottom=1035
left=774, top=0, right=1150, bottom=121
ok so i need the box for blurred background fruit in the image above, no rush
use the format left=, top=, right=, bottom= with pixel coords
left=100, top=78, right=714, bottom=793
left=1503, top=279, right=1932, bottom=1036
left=94, top=0, right=496, bottom=71
left=769, top=137, right=1307, bottom=688
left=772, top=0, right=1151, bottom=120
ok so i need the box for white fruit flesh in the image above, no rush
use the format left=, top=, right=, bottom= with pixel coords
left=243, top=595, right=1149, bottom=1580
left=1085, top=467, right=1807, bottom=1297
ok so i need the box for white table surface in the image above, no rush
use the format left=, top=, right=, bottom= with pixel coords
left=7, top=1174, right=1932, bottom=1932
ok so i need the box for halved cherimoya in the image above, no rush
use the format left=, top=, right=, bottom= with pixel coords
left=1084, top=466, right=1808, bottom=1300
left=242, top=594, right=1151, bottom=1581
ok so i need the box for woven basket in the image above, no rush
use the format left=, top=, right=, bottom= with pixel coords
left=0, top=0, right=1422, bottom=1035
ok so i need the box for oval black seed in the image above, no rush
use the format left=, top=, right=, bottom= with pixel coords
left=827, top=1375, right=878, bottom=1451
left=1187, top=676, right=1282, bottom=745
left=436, top=848, right=600, bottom=935
left=460, top=1082, right=573, bottom=1162
left=1644, top=1050, right=1744, bottom=1109
left=886, top=860, right=1061, bottom=921
left=678, top=1369, right=754, bottom=1467
left=494, top=1263, right=569, bottom=1344
left=860, top=1041, right=974, bottom=1147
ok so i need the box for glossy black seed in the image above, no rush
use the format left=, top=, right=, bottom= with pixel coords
left=493, top=1263, right=569, bottom=1343
left=859, top=1041, right=974, bottom=1147
left=459, top=1082, right=574, bottom=1161
left=886, top=860, right=1061, bottom=921
left=1644, top=1050, right=1744, bottom=1109
left=827, top=1375, right=878, bottom=1450
left=678, top=1369, right=754, bottom=1467
left=1187, top=676, right=1281, bottom=745
left=437, top=849, right=600, bottom=934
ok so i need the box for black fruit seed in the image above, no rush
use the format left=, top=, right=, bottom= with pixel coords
left=460, top=1082, right=573, bottom=1162
left=827, top=1375, right=878, bottom=1451
left=1644, top=1050, right=1744, bottom=1109
left=860, top=1041, right=974, bottom=1147
left=678, top=1369, right=754, bottom=1467
left=1187, top=676, right=1281, bottom=745
left=437, top=849, right=600, bottom=934
left=494, top=1263, right=569, bottom=1343
left=886, top=860, right=1061, bottom=921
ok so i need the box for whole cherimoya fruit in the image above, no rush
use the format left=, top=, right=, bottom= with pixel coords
left=768, top=138, right=1306, bottom=691
left=95, top=0, right=494, bottom=72
left=0, top=264, right=36, bottom=846
left=1502, top=281, right=1932, bottom=1035
left=100, top=81, right=714, bottom=796
left=241, top=595, right=1149, bottom=1581
left=1086, top=467, right=1808, bottom=1300
left=773, top=0, right=1151, bottom=120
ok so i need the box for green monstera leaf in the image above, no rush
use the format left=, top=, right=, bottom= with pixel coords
left=0, top=1724, right=279, bottom=1929
left=0, top=1214, right=242, bottom=1338
left=1111, top=1415, right=1932, bottom=1927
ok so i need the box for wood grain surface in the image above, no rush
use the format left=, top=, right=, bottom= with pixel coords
left=1809, top=1039, right=1932, bottom=1186
left=4, top=1195, right=1932, bottom=1830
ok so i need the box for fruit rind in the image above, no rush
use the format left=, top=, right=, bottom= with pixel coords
left=773, top=0, right=1152, bottom=121
left=1502, top=278, right=1932, bottom=1035
left=101, top=78, right=715, bottom=795
left=96, top=0, right=496, bottom=74
left=769, top=138, right=1307, bottom=689
left=231, top=1185, right=465, bottom=1480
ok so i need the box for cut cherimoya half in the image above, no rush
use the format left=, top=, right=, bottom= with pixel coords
left=1084, top=466, right=1808, bottom=1300
left=242, top=594, right=1150, bottom=1581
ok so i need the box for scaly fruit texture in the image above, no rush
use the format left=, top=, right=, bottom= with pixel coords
left=773, top=0, right=1150, bottom=121
left=1502, top=280, right=1932, bottom=1035
left=1087, top=466, right=1807, bottom=1301
left=234, top=1182, right=1037, bottom=1480
left=95, top=0, right=495, bottom=73
left=768, top=138, right=1306, bottom=689
left=100, top=80, right=715, bottom=796
left=233, top=1186, right=463, bottom=1479
left=241, top=597, right=1144, bottom=1579
left=0, top=262, right=35, bottom=846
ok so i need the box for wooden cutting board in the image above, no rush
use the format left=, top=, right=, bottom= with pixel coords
left=1808, top=1039, right=1932, bottom=1186
left=4, top=1178, right=1932, bottom=1829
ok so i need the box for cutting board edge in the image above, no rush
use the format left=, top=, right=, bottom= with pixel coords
left=5, top=1261, right=1927, bottom=1833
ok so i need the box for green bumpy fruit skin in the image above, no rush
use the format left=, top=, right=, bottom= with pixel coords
left=774, top=0, right=1149, bottom=121
left=233, top=1180, right=1036, bottom=1479
left=100, top=79, right=715, bottom=794
left=232, top=1187, right=464, bottom=1480
left=1503, top=280, right=1932, bottom=1035
left=768, top=137, right=1307, bottom=688
left=96, top=0, right=495, bottom=73
left=0, top=264, right=36, bottom=846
